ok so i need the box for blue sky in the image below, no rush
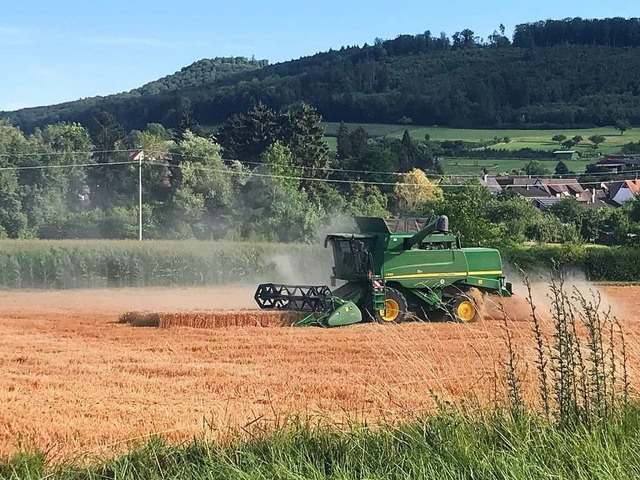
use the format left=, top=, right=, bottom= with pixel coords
left=1, top=0, right=638, bottom=111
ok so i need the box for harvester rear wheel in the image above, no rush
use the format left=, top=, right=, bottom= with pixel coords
left=449, top=295, right=480, bottom=323
left=367, top=287, right=407, bottom=324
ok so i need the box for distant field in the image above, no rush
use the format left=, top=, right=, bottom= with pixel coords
left=439, top=158, right=589, bottom=176
left=322, top=123, right=639, bottom=156
left=325, top=136, right=337, bottom=152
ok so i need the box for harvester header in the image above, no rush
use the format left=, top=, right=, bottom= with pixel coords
left=255, top=215, right=512, bottom=327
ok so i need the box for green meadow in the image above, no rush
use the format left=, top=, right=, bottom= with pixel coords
left=324, top=123, right=640, bottom=150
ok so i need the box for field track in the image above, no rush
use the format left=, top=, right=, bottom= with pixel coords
left=1, top=285, right=639, bottom=459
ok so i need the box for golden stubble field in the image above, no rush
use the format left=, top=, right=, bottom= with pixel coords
left=0, top=284, right=639, bottom=460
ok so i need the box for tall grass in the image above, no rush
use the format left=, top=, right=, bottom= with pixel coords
left=3, top=407, right=640, bottom=479
left=0, top=240, right=330, bottom=289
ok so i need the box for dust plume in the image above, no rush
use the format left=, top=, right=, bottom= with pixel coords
left=267, top=250, right=333, bottom=285
left=483, top=264, right=626, bottom=323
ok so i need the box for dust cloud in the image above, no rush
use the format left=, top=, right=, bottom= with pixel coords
left=482, top=264, right=627, bottom=323
left=267, top=250, right=333, bottom=286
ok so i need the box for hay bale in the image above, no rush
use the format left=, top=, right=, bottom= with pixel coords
left=118, top=311, right=161, bottom=327
left=119, top=310, right=307, bottom=329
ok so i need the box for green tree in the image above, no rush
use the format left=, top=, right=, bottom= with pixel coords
left=588, top=135, right=606, bottom=151
left=347, top=183, right=389, bottom=217
left=580, top=208, right=606, bottom=243
left=217, top=102, right=330, bottom=186
left=555, top=161, right=570, bottom=175
left=524, top=160, right=550, bottom=176
left=436, top=182, right=504, bottom=246
left=432, top=158, right=444, bottom=175
left=552, top=134, right=567, bottom=146
left=0, top=122, right=29, bottom=237
left=615, top=119, right=631, bottom=135
left=239, top=142, right=323, bottom=242
left=627, top=196, right=640, bottom=223
left=347, top=127, right=370, bottom=158
left=400, top=129, right=415, bottom=171
left=174, top=111, right=202, bottom=142
left=130, top=125, right=177, bottom=205
left=33, top=123, right=93, bottom=228
left=216, top=102, right=279, bottom=161
left=602, top=207, right=631, bottom=244
left=487, top=197, right=559, bottom=244
left=549, top=197, right=583, bottom=225
left=88, top=112, right=128, bottom=207
left=168, top=132, right=241, bottom=238
left=336, top=121, right=351, bottom=160
left=261, top=141, right=300, bottom=196
left=280, top=103, right=331, bottom=180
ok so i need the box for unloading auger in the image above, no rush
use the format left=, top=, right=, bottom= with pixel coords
left=254, top=215, right=512, bottom=327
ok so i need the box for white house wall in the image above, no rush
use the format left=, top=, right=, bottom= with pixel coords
left=613, top=187, right=635, bottom=205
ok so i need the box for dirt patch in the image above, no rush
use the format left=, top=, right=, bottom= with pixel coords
left=0, top=284, right=638, bottom=460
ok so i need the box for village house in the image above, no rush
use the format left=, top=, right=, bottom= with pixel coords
left=491, top=176, right=610, bottom=210
left=602, top=179, right=640, bottom=206
left=594, top=155, right=640, bottom=173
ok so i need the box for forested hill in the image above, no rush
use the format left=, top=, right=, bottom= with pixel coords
left=4, top=17, right=640, bottom=132
left=132, top=57, right=269, bottom=95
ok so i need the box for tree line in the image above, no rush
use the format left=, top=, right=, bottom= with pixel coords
left=513, top=18, right=640, bottom=48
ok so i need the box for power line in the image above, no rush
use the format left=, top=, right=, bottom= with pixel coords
left=0, top=155, right=635, bottom=189
left=148, top=160, right=640, bottom=189
left=1, top=147, right=638, bottom=183
left=170, top=151, right=640, bottom=180
left=0, top=161, right=139, bottom=172
left=0, top=149, right=136, bottom=158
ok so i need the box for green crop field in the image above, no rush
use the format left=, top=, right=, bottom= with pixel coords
left=0, top=240, right=330, bottom=289
left=439, top=157, right=589, bottom=175
left=0, top=239, right=637, bottom=287
left=325, top=135, right=337, bottom=152
left=322, top=123, right=640, bottom=158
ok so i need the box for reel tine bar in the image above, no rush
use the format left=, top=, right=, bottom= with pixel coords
left=254, top=284, right=332, bottom=312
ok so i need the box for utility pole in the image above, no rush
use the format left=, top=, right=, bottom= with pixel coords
left=137, top=150, right=145, bottom=241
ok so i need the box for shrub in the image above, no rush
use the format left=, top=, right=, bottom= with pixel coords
left=503, top=244, right=640, bottom=281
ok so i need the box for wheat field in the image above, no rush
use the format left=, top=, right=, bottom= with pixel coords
left=0, top=284, right=638, bottom=461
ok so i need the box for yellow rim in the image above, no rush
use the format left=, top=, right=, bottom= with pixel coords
left=456, top=300, right=476, bottom=322
left=379, top=299, right=400, bottom=322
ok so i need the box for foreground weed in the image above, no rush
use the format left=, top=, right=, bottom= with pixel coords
left=519, top=270, right=630, bottom=428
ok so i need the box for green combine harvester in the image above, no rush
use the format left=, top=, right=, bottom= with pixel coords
left=255, top=215, right=512, bottom=327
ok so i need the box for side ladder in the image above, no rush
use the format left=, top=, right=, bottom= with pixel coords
left=372, top=288, right=386, bottom=312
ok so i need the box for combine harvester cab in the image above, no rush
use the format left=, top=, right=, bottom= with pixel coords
left=255, top=215, right=512, bottom=327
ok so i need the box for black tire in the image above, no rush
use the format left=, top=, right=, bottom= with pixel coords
left=448, top=295, right=480, bottom=323
left=365, top=287, right=408, bottom=324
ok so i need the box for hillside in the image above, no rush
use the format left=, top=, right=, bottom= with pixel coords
left=132, top=57, right=268, bottom=95
left=3, top=17, right=640, bottom=132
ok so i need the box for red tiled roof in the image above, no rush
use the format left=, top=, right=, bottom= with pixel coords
left=627, top=180, right=640, bottom=195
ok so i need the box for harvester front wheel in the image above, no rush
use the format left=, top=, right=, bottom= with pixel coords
left=449, top=295, right=479, bottom=323
left=367, top=287, right=407, bottom=324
